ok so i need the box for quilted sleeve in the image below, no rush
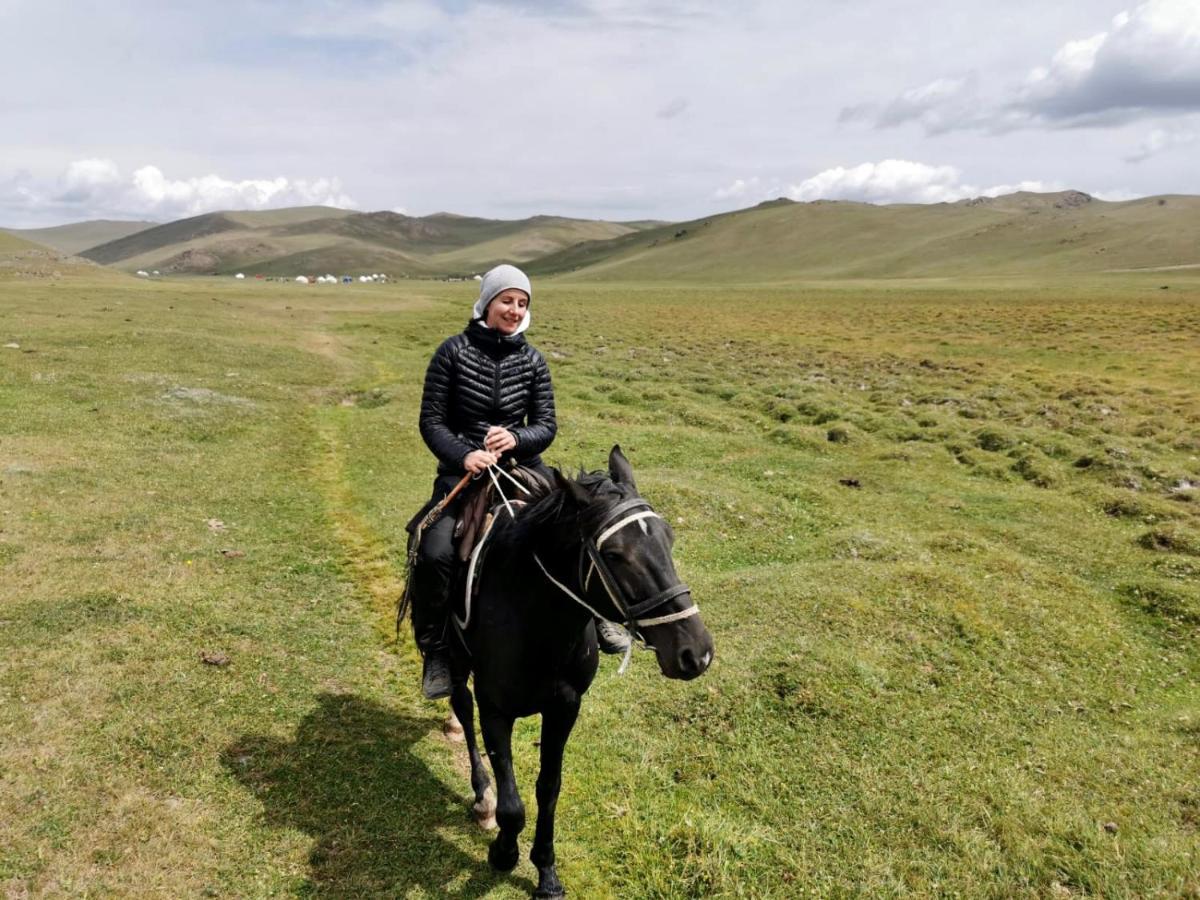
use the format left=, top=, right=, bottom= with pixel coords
left=512, top=349, right=557, bottom=457
left=419, top=338, right=475, bottom=468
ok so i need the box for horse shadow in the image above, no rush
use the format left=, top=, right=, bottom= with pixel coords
left=221, top=691, right=532, bottom=897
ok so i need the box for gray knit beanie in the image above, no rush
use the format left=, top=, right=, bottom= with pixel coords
left=473, top=264, right=532, bottom=334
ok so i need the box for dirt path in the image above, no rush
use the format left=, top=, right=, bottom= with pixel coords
left=303, top=328, right=482, bottom=795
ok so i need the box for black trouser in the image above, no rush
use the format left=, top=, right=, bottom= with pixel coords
left=410, top=463, right=551, bottom=654
left=411, top=474, right=463, bottom=655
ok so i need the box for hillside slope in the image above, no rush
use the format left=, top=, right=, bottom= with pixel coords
left=527, top=191, right=1200, bottom=282
left=0, top=232, right=118, bottom=280
left=2, top=220, right=157, bottom=255
left=79, top=207, right=646, bottom=276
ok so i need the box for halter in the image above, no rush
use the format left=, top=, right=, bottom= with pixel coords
left=577, top=498, right=698, bottom=630
left=532, top=493, right=700, bottom=673
left=470, top=466, right=700, bottom=674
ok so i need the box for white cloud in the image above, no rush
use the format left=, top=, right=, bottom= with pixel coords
left=656, top=97, right=690, bottom=119
left=3, top=2, right=1193, bottom=225
left=850, top=0, right=1200, bottom=132
left=788, top=160, right=968, bottom=204
left=2, top=160, right=357, bottom=225
left=1090, top=187, right=1142, bottom=201
left=1126, top=120, right=1199, bottom=161
left=840, top=74, right=988, bottom=133
left=57, top=159, right=123, bottom=201
left=1015, top=0, right=1200, bottom=122
left=719, top=161, right=1063, bottom=206
left=713, top=177, right=766, bottom=200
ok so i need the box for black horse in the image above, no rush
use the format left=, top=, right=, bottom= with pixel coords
left=446, top=445, right=714, bottom=898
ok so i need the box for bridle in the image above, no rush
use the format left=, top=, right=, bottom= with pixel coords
left=531, top=494, right=700, bottom=673
left=576, top=498, right=697, bottom=631
left=464, top=465, right=700, bottom=673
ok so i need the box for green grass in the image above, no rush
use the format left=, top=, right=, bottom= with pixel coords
left=1, top=221, right=158, bottom=256
left=527, top=194, right=1200, bottom=282
left=79, top=210, right=647, bottom=278
left=1, top=271, right=1197, bottom=897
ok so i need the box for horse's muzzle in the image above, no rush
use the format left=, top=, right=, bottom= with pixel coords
left=650, top=608, right=714, bottom=681
left=672, top=641, right=714, bottom=680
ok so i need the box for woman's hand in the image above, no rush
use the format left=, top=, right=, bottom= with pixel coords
left=463, top=449, right=499, bottom=474
left=484, top=426, right=517, bottom=455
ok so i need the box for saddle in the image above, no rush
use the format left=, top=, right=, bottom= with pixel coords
left=397, top=464, right=552, bottom=632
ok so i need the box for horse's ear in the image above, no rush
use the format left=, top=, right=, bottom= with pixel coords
left=609, top=444, right=637, bottom=491
left=555, top=468, right=591, bottom=508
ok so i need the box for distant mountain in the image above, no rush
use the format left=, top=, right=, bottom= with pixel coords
left=78, top=206, right=652, bottom=276
left=2, top=219, right=157, bottom=256
left=525, top=191, right=1200, bottom=281
left=41, top=192, right=1200, bottom=281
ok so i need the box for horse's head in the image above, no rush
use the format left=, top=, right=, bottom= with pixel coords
left=557, top=445, right=714, bottom=681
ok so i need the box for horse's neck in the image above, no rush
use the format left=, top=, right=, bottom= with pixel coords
left=522, top=521, right=593, bottom=624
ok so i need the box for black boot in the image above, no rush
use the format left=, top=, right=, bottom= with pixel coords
left=411, top=508, right=457, bottom=700
left=421, top=648, right=453, bottom=700
left=412, top=578, right=453, bottom=700
left=596, top=619, right=632, bottom=655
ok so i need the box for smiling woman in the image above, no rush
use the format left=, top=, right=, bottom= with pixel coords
left=409, top=263, right=557, bottom=699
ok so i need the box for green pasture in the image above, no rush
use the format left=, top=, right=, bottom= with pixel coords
left=1, top=271, right=1198, bottom=897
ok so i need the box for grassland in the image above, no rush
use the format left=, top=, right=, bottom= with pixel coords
left=1, top=268, right=1198, bottom=897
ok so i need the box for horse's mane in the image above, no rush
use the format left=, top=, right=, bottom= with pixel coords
left=494, top=468, right=637, bottom=551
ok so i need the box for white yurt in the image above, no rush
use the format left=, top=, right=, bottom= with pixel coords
left=296, top=275, right=309, bottom=284
left=235, top=273, right=245, bottom=280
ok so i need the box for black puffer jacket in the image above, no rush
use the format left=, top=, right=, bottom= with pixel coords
left=419, top=320, right=557, bottom=475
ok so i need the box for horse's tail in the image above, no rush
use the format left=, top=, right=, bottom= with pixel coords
left=396, top=563, right=414, bottom=636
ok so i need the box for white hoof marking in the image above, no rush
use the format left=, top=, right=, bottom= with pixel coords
left=474, top=786, right=498, bottom=830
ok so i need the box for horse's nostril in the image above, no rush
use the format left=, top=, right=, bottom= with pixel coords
left=678, top=647, right=697, bottom=674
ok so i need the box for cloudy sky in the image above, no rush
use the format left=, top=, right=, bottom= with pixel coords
left=2, top=0, right=1198, bottom=226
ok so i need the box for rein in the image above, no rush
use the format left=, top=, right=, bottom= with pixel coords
left=533, top=488, right=700, bottom=674
left=460, top=466, right=699, bottom=674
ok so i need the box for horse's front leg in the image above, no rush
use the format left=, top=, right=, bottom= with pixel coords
left=479, top=704, right=524, bottom=872
left=529, top=695, right=581, bottom=899
left=450, top=681, right=496, bottom=829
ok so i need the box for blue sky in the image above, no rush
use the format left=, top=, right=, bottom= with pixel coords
left=2, top=0, right=1198, bottom=226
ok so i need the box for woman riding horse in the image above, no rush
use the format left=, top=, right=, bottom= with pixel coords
left=412, top=263, right=628, bottom=699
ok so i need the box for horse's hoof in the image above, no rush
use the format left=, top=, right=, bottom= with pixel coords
left=533, top=864, right=565, bottom=897
left=473, top=786, right=497, bottom=830
left=488, top=839, right=520, bottom=872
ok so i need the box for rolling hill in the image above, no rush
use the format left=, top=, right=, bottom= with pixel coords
left=526, top=191, right=1200, bottom=281
left=78, top=207, right=652, bottom=277
left=0, top=231, right=116, bottom=280
left=2, top=220, right=157, bottom=256
left=31, top=190, right=1200, bottom=281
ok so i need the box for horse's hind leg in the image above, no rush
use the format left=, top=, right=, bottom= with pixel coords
left=450, top=681, right=495, bottom=829
left=529, top=697, right=580, bottom=899
left=479, top=705, right=524, bottom=872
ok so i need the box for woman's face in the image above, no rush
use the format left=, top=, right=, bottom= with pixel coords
left=485, top=288, right=530, bottom=335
